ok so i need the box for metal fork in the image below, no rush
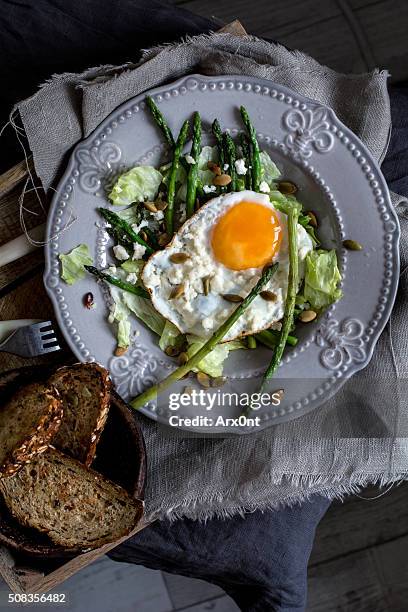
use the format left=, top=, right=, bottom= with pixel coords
left=0, top=321, right=61, bottom=357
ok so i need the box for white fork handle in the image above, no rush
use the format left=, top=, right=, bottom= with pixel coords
left=0, top=320, right=41, bottom=343
left=0, top=223, right=45, bottom=268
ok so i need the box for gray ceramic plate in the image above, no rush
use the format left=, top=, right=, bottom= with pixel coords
left=44, top=74, right=400, bottom=434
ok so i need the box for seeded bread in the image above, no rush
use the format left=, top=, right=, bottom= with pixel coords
left=48, top=363, right=111, bottom=466
left=0, top=383, right=62, bottom=478
left=0, top=448, right=143, bottom=549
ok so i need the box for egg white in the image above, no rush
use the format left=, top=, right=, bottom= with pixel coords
left=142, top=190, right=313, bottom=341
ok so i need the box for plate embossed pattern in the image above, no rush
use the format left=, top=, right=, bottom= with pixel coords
left=44, top=74, right=400, bottom=433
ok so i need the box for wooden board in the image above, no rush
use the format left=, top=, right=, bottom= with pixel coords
left=174, top=0, right=408, bottom=79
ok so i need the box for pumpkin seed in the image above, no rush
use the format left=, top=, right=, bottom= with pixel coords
left=222, top=293, right=244, bottom=303
left=114, top=346, right=128, bottom=356
left=197, top=371, right=210, bottom=388
left=343, top=239, right=363, bottom=251
left=260, top=290, right=277, bottom=302
left=144, top=201, right=158, bottom=213
left=169, top=284, right=185, bottom=300
left=155, top=199, right=168, bottom=211
left=165, top=345, right=181, bottom=357
left=202, top=276, right=211, bottom=296
left=278, top=180, right=298, bottom=195
left=307, top=211, right=318, bottom=227
left=272, top=388, right=285, bottom=402
left=158, top=233, right=170, bottom=247
left=170, top=252, right=189, bottom=264
left=178, top=351, right=189, bottom=365
left=300, top=309, right=317, bottom=323
left=207, top=161, right=222, bottom=175
left=211, top=376, right=227, bottom=388
left=213, top=174, right=232, bottom=187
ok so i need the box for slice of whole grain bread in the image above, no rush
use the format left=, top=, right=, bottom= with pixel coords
left=0, top=448, right=143, bottom=549
left=48, top=363, right=111, bottom=466
left=0, top=383, right=62, bottom=478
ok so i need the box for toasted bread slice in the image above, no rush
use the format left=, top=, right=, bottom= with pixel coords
left=48, top=363, right=111, bottom=466
left=0, top=383, right=62, bottom=478
left=0, top=448, right=143, bottom=549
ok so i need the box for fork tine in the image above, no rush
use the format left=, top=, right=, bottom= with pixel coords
left=41, top=343, right=61, bottom=354
left=41, top=332, right=57, bottom=341
left=37, top=321, right=54, bottom=333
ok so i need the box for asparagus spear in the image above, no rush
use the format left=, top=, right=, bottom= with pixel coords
left=240, top=106, right=261, bottom=192
left=105, top=226, right=134, bottom=256
left=145, top=96, right=175, bottom=148
left=186, top=112, right=201, bottom=218
left=85, top=266, right=150, bottom=298
left=98, top=208, right=154, bottom=255
left=239, top=133, right=253, bottom=190
left=130, top=262, right=279, bottom=410
left=261, top=207, right=299, bottom=387
left=256, top=329, right=298, bottom=349
left=166, top=119, right=189, bottom=236
left=212, top=119, right=225, bottom=169
left=223, top=132, right=237, bottom=192
left=247, top=335, right=257, bottom=349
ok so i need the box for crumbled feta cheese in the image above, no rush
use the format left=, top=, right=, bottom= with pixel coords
left=202, top=316, right=214, bottom=331
left=132, top=243, right=146, bottom=260
left=203, top=185, right=217, bottom=194
left=185, top=155, right=196, bottom=165
left=223, top=163, right=229, bottom=171
left=154, top=210, right=164, bottom=221
left=270, top=321, right=282, bottom=331
left=259, top=181, right=270, bottom=193
left=126, top=272, right=138, bottom=284
left=113, top=245, right=130, bottom=261
left=131, top=219, right=149, bottom=233
left=235, top=159, right=247, bottom=175
left=107, top=266, right=117, bottom=275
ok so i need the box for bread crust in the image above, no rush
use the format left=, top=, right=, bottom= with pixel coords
left=0, top=385, right=63, bottom=478
left=48, top=363, right=111, bottom=467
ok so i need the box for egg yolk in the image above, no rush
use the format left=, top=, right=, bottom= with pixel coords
left=211, top=201, right=282, bottom=270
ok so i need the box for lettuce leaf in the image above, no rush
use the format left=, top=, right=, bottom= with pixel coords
left=122, top=292, right=166, bottom=336
left=197, top=146, right=218, bottom=185
left=259, top=151, right=281, bottom=187
left=269, top=190, right=302, bottom=216
left=159, top=320, right=183, bottom=351
left=303, top=249, right=342, bottom=310
left=117, top=319, right=131, bottom=349
left=186, top=336, right=245, bottom=377
left=59, top=244, right=92, bottom=285
left=109, top=166, right=163, bottom=206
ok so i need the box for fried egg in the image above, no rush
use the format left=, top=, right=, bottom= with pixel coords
left=142, top=190, right=313, bottom=341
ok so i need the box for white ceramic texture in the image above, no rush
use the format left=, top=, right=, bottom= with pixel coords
left=44, top=74, right=400, bottom=434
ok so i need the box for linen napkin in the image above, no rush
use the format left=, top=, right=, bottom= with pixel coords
left=15, top=32, right=408, bottom=519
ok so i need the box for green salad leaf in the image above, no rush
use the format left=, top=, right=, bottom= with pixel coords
left=59, top=244, right=93, bottom=285
left=303, top=249, right=342, bottom=310
left=109, top=166, right=163, bottom=206
left=269, top=190, right=302, bottom=216
left=117, top=319, right=131, bottom=349
left=122, top=292, right=165, bottom=336
left=186, top=336, right=245, bottom=377
left=159, top=320, right=183, bottom=352
left=259, top=151, right=281, bottom=187
left=197, top=145, right=218, bottom=184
